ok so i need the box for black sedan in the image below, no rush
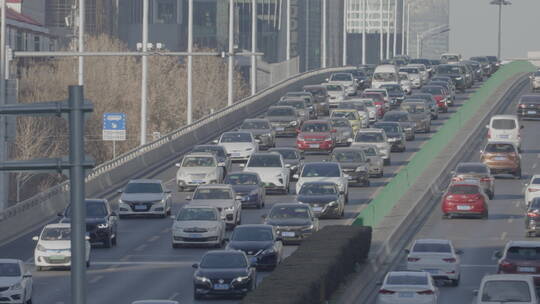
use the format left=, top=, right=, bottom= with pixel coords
left=296, top=181, right=345, bottom=218
left=374, top=121, right=406, bottom=152
left=380, top=84, right=406, bottom=109
left=226, top=224, right=283, bottom=270
left=223, top=172, right=265, bottom=209
left=192, top=250, right=257, bottom=299
left=329, top=147, right=371, bottom=186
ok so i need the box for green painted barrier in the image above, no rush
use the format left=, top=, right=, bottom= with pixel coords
left=353, top=61, right=536, bottom=227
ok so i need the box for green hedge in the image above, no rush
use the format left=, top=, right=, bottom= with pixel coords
left=241, top=225, right=372, bottom=304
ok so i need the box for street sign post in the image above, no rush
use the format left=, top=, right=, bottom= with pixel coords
left=103, top=113, right=126, bottom=158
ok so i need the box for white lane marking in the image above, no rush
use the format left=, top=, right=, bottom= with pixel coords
left=92, top=261, right=195, bottom=266
left=169, top=292, right=180, bottom=300
left=134, top=244, right=147, bottom=252
left=500, top=232, right=507, bottom=240
left=89, top=275, right=104, bottom=284
left=537, top=153, right=540, bottom=159
left=147, top=235, right=160, bottom=242
left=508, top=217, right=514, bottom=224
left=534, top=163, right=538, bottom=169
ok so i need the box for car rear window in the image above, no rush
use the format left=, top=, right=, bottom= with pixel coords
left=491, top=119, right=516, bottom=130
left=387, top=275, right=428, bottom=285
left=456, top=165, right=488, bottom=174
left=412, top=243, right=451, bottom=253
left=485, top=144, right=515, bottom=153
left=481, top=281, right=531, bottom=302
left=448, top=185, right=479, bottom=195
left=506, top=246, right=540, bottom=260
left=356, top=133, right=384, bottom=143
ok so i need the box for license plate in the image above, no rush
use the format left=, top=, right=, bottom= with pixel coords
left=189, top=234, right=202, bottom=238
left=464, top=179, right=478, bottom=183
left=312, top=207, right=323, bottom=212
left=213, top=284, right=229, bottom=290
left=275, top=127, right=284, bottom=131
left=424, top=269, right=439, bottom=274
left=282, top=231, right=295, bottom=237
left=518, top=266, right=536, bottom=273
left=398, top=292, right=414, bottom=298
left=493, top=156, right=507, bottom=161
left=50, top=255, right=66, bottom=260
left=192, top=180, right=204, bottom=184
left=498, top=135, right=509, bottom=139
left=457, top=205, right=472, bottom=211
left=528, top=111, right=537, bottom=114
left=134, top=205, right=147, bottom=210
left=231, top=152, right=241, bottom=157
left=309, top=144, right=319, bottom=148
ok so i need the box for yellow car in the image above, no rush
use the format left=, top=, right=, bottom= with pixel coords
left=330, top=109, right=364, bottom=134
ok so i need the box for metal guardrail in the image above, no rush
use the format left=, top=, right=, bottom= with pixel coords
left=0, top=65, right=354, bottom=244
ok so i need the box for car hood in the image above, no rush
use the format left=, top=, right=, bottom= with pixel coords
left=227, top=241, right=274, bottom=252
left=297, top=194, right=339, bottom=204
left=299, top=132, right=331, bottom=138
left=173, top=220, right=219, bottom=230
left=38, top=240, right=71, bottom=250
left=408, top=114, right=428, bottom=121
left=266, top=218, right=312, bottom=227
left=220, top=142, right=254, bottom=151
left=266, top=116, right=296, bottom=122
left=244, top=168, right=285, bottom=180
left=231, top=185, right=259, bottom=195
left=455, top=173, right=486, bottom=180
left=190, top=199, right=235, bottom=208
left=328, top=91, right=344, bottom=97
left=385, top=132, right=402, bottom=138
left=120, top=193, right=165, bottom=202
left=60, top=217, right=106, bottom=225
left=354, top=142, right=388, bottom=150
left=339, top=162, right=366, bottom=170
left=299, top=176, right=342, bottom=184
left=178, top=167, right=216, bottom=175
left=240, top=129, right=270, bottom=136
left=0, top=277, right=22, bottom=287
left=196, top=268, right=249, bottom=280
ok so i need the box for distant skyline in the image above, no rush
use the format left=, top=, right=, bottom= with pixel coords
left=449, top=0, right=540, bottom=59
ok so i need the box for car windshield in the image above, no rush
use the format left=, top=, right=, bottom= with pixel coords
left=339, top=102, right=365, bottom=111
left=220, top=133, right=252, bottom=143
left=301, top=164, right=340, bottom=177
left=413, top=243, right=451, bottom=253
left=326, top=85, right=343, bottom=91
left=456, top=165, right=488, bottom=174
left=0, top=263, right=21, bottom=277
left=241, top=121, right=270, bottom=129
left=387, top=275, right=428, bottom=285
left=400, top=68, right=419, bottom=74
left=381, top=86, right=401, bottom=94
left=442, top=55, right=459, bottom=62
left=331, top=150, right=365, bottom=163
left=402, top=104, right=426, bottom=113
left=269, top=206, right=310, bottom=219
left=270, top=149, right=298, bottom=160
left=301, top=123, right=330, bottom=132
left=41, top=227, right=71, bottom=241
left=225, top=174, right=259, bottom=185
left=267, top=108, right=295, bottom=116
left=485, top=144, right=515, bottom=153
left=492, top=119, right=516, bottom=130
left=331, top=74, right=352, bottom=81
left=448, top=185, right=479, bottom=195
left=356, top=133, right=384, bottom=142
left=535, top=71, right=540, bottom=77
left=481, top=281, right=531, bottom=302
left=280, top=100, right=305, bottom=109
left=376, top=124, right=400, bottom=133
left=437, top=65, right=460, bottom=74
left=399, top=74, right=409, bottom=81
left=373, top=72, right=396, bottom=81
left=532, top=178, right=540, bottom=185
left=383, top=113, right=408, bottom=122
left=125, top=182, right=163, bottom=194
left=471, top=57, right=488, bottom=63
left=65, top=201, right=108, bottom=218
left=192, top=146, right=225, bottom=158
left=421, top=87, right=443, bottom=95
left=410, top=95, right=431, bottom=103
left=182, top=156, right=215, bottom=167
left=362, top=147, right=377, bottom=156
left=299, top=183, right=337, bottom=195
left=193, top=188, right=232, bottom=200
left=332, top=111, right=356, bottom=120
left=176, top=208, right=217, bottom=221
left=232, top=227, right=274, bottom=241
left=506, top=246, right=540, bottom=260
left=247, top=155, right=282, bottom=167
left=331, top=119, right=350, bottom=128
left=531, top=198, right=540, bottom=209
left=200, top=253, right=247, bottom=269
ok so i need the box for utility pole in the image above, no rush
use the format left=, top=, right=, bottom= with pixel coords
left=228, top=0, right=234, bottom=106
left=490, top=0, right=511, bottom=60
left=187, top=0, right=193, bottom=124
left=140, top=0, right=149, bottom=145
left=379, top=0, right=383, bottom=61
left=343, top=0, right=348, bottom=66
left=251, top=0, right=257, bottom=95
left=322, top=0, right=327, bottom=68
left=406, top=2, right=410, bottom=56
left=0, top=0, right=6, bottom=210
left=386, top=0, right=390, bottom=60
left=393, top=0, right=397, bottom=57
left=78, top=0, right=84, bottom=85
left=362, top=0, right=366, bottom=64
left=401, top=0, right=406, bottom=55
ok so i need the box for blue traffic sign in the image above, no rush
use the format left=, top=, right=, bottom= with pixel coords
left=103, top=113, right=126, bottom=131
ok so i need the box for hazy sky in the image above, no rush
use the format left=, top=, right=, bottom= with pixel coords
left=450, top=0, right=540, bottom=59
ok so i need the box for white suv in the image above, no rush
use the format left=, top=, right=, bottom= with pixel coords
left=175, top=152, right=225, bottom=192
left=353, top=129, right=391, bottom=165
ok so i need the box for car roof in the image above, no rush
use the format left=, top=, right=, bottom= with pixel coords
left=196, top=184, right=233, bottom=190
left=332, top=147, right=366, bottom=153
left=303, top=161, right=339, bottom=167
left=490, top=114, right=518, bottom=120
left=128, top=179, right=162, bottom=184
left=457, top=162, right=487, bottom=167
left=249, top=152, right=281, bottom=157
left=414, top=239, right=452, bottom=245
left=84, top=198, right=107, bottom=204
left=44, top=223, right=71, bottom=229
left=450, top=181, right=481, bottom=186
left=272, top=202, right=309, bottom=208
left=184, top=152, right=216, bottom=158
left=243, top=118, right=270, bottom=122
left=506, top=240, right=540, bottom=248
left=303, top=119, right=331, bottom=124
left=481, top=274, right=535, bottom=282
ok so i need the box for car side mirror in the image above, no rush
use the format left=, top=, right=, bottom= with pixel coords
left=85, top=235, right=90, bottom=241
left=472, top=289, right=479, bottom=297
left=212, top=139, right=219, bottom=144
left=175, top=163, right=181, bottom=167
left=261, top=214, right=267, bottom=219
left=276, top=236, right=283, bottom=242
left=32, top=236, right=39, bottom=241
left=494, top=250, right=502, bottom=259
left=23, top=273, right=32, bottom=278
left=325, top=78, right=329, bottom=82
left=456, top=249, right=464, bottom=255
left=192, top=263, right=199, bottom=269
left=249, top=257, right=258, bottom=268
left=57, top=212, right=63, bottom=217
left=186, top=195, right=192, bottom=200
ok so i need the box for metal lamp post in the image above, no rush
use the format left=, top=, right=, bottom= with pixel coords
left=490, top=0, right=511, bottom=60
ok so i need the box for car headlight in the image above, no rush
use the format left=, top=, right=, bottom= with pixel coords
left=261, top=133, right=272, bottom=138
left=233, top=275, right=250, bottom=283
left=246, top=147, right=254, bottom=151
left=207, top=226, right=218, bottom=232
left=10, top=282, right=22, bottom=291
left=194, top=275, right=211, bottom=283
left=262, top=247, right=276, bottom=255
left=355, top=166, right=367, bottom=172
left=328, top=201, right=338, bottom=207
left=224, top=206, right=235, bottom=212
left=249, top=189, right=259, bottom=196
left=455, top=77, right=462, bottom=80
left=290, top=121, right=298, bottom=126
left=37, top=244, right=47, bottom=252
left=97, top=223, right=109, bottom=229
left=302, top=224, right=314, bottom=232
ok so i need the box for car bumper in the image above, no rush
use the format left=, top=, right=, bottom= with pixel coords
left=297, top=141, right=334, bottom=152
left=0, top=289, right=25, bottom=304
left=172, top=231, right=220, bottom=246
left=407, top=264, right=459, bottom=280
left=119, top=202, right=167, bottom=216
left=343, top=170, right=369, bottom=183
left=369, top=165, right=383, bottom=176
left=526, top=220, right=540, bottom=233
left=518, top=109, right=540, bottom=118
left=310, top=204, right=342, bottom=218
left=377, top=295, right=436, bottom=304
left=275, top=228, right=312, bottom=244
left=483, top=162, right=520, bottom=174
left=35, top=251, right=72, bottom=267
left=177, top=179, right=217, bottom=190
left=272, top=126, right=297, bottom=136
left=194, top=281, right=251, bottom=297
left=228, top=151, right=254, bottom=161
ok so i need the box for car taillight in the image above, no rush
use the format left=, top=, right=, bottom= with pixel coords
left=487, top=129, right=491, bottom=139
left=499, top=260, right=514, bottom=271
left=434, top=95, right=443, bottom=102
left=519, top=104, right=526, bottom=108
left=528, top=188, right=540, bottom=193
left=378, top=289, right=395, bottom=295
left=528, top=212, right=540, bottom=217
left=417, top=290, right=434, bottom=295
left=480, top=177, right=492, bottom=182
left=442, top=258, right=456, bottom=263
left=407, top=257, right=420, bottom=262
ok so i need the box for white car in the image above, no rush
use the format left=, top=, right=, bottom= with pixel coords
left=171, top=205, right=226, bottom=248
left=524, top=175, right=540, bottom=206
left=294, top=162, right=349, bottom=203
left=474, top=274, right=539, bottom=304
left=118, top=179, right=172, bottom=218
left=187, top=184, right=242, bottom=228
left=357, top=98, right=378, bottom=123
left=353, top=129, right=391, bottom=165
left=175, top=152, right=225, bottom=191
left=376, top=271, right=439, bottom=304
left=242, top=152, right=290, bottom=194
left=33, top=223, right=91, bottom=270
left=409, top=64, right=429, bottom=83
left=406, top=239, right=462, bottom=286
left=215, top=131, right=258, bottom=162
left=0, top=259, right=33, bottom=304
left=400, top=67, right=422, bottom=88
left=399, top=72, right=413, bottom=94
left=323, top=83, right=346, bottom=108
left=327, top=72, right=358, bottom=96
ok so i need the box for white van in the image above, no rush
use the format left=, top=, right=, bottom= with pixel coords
left=474, top=274, right=538, bottom=304
left=371, top=65, right=400, bottom=89
left=441, top=53, right=462, bottom=64
left=487, top=115, right=523, bottom=149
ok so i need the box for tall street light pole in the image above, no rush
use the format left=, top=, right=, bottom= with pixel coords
left=187, top=0, right=193, bottom=124
left=140, top=0, right=149, bottom=145
left=0, top=0, right=5, bottom=210
left=343, top=0, right=348, bottom=66
left=379, top=0, right=383, bottom=61
left=490, top=0, right=511, bottom=60
left=361, top=0, right=366, bottom=65
left=251, top=0, right=257, bottom=95
left=78, top=0, right=84, bottom=85
left=228, top=0, right=235, bottom=106
left=386, top=0, right=390, bottom=59
left=406, top=2, right=410, bottom=56
left=286, top=0, right=290, bottom=61
left=401, top=0, right=406, bottom=55
left=322, top=0, right=327, bottom=67
left=393, top=0, right=397, bottom=57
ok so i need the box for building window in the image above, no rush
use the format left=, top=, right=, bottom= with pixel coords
left=34, top=36, right=40, bottom=51
left=154, top=0, right=176, bottom=24
left=15, top=31, right=22, bottom=51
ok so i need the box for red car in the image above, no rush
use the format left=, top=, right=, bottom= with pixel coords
left=361, top=92, right=387, bottom=117
left=421, top=85, right=448, bottom=113
left=441, top=181, right=489, bottom=219
left=496, top=241, right=540, bottom=284
left=296, top=120, right=336, bottom=153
